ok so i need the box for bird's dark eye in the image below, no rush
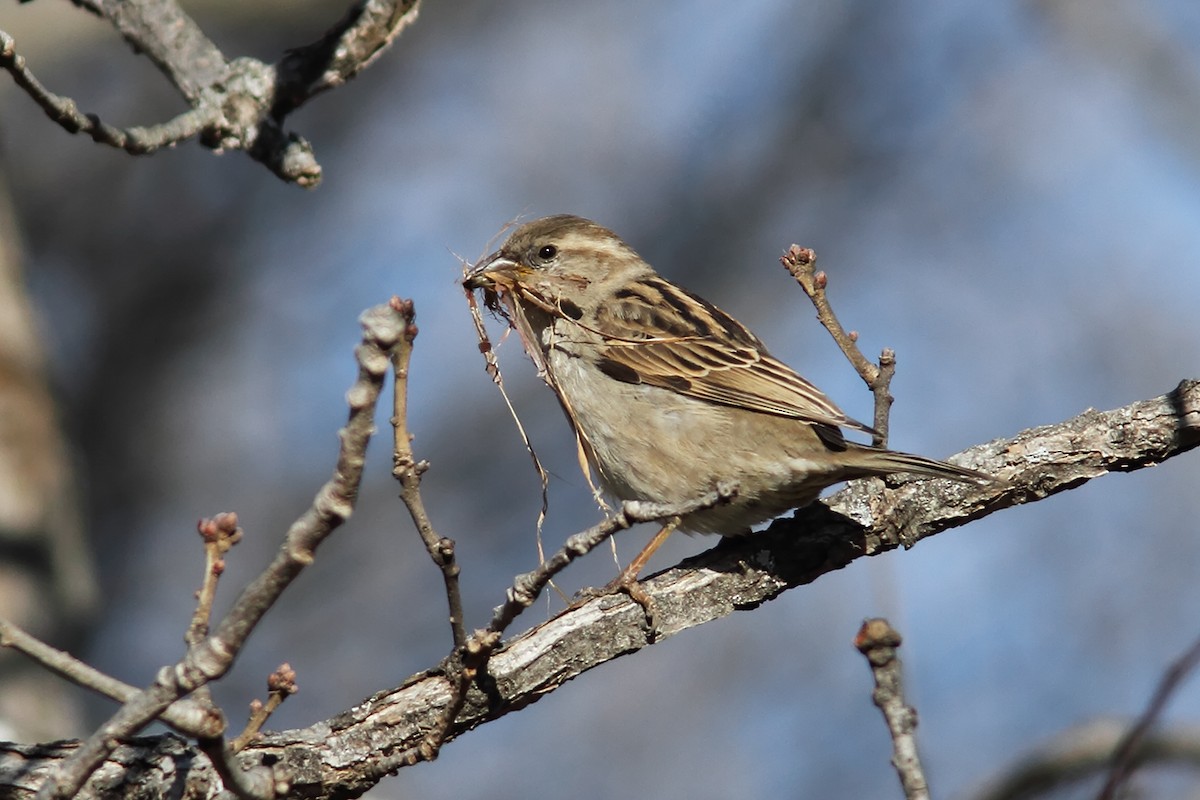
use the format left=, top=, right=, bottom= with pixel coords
left=537, top=244, right=558, bottom=260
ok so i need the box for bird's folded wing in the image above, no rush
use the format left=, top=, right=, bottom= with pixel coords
left=597, top=336, right=875, bottom=434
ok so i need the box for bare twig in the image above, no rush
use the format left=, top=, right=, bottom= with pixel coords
left=1098, top=631, right=1200, bottom=799
left=873, top=347, right=897, bottom=444
left=186, top=512, right=243, bottom=647
left=231, top=664, right=298, bottom=753
left=32, top=303, right=406, bottom=800
left=489, top=489, right=736, bottom=638
left=389, top=298, right=466, bottom=648
left=781, top=245, right=879, bottom=384
left=0, top=619, right=223, bottom=737
left=781, top=245, right=897, bottom=446
left=855, top=619, right=930, bottom=800
left=273, top=0, right=422, bottom=115
left=182, top=513, right=243, bottom=726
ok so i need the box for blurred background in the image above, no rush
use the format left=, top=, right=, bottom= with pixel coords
left=1, top=0, right=1199, bottom=797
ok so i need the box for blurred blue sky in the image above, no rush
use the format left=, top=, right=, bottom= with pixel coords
left=2, top=0, right=1200, bottom=797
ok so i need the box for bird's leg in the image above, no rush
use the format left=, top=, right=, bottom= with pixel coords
left=603, top=516, right=680, bottom=636
left=612, top=516, right=680, bottom=588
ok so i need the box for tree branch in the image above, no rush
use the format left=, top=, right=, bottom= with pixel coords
left=3, top=380, right=1195, bottom=799
left=0, top=0, right=421, bottom=185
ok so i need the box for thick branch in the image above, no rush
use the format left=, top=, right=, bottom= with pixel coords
left=4, top=381, right=1195, bottom=799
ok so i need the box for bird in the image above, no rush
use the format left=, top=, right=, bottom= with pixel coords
left=464, top=214, right=995, bottom=580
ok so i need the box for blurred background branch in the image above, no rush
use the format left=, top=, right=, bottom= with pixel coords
left=0, top=0, right=421, bottom=185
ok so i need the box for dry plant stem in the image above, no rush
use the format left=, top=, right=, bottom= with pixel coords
left=464, top=280, right=558, bottom=596
left=855, top=619, right=930, bottom=800
left=389, top=298, right=466, bottom=649
left=0, top=619, right=223, bottom=737
left=32, top=303, right=405, bottom=800
left=1097, top=631, right=1200, bottom=799
left=3, top=381, right=1197, bottom=798
left=0, top=0, right=421, bottom=185
left=781, top=246, right=895, bottom=445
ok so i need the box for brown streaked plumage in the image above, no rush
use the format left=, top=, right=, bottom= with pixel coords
left=465, top=214, right=995, bottom=536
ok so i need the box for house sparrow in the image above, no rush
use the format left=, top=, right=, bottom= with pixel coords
left=464, top=214, right=993, bottom=540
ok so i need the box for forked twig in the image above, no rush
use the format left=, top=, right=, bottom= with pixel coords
left=781, top=245, right=896, bottom=444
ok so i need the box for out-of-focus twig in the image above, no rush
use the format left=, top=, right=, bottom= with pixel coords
left=855, top=618, right=929, bottom=800
left=186, top=512, right=243, bottom=647
left=33, top=303, right=406, bottom=800
left=0, top=619, right=223, bottom=737
left=0, top=34, right=214, bottom=153
left=972, top=719, right=1200, bottom=800
left=1098, top=631, right=1200, bottom=799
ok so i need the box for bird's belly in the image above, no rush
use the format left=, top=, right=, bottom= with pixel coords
left=547, top=351, right=832, bottom=534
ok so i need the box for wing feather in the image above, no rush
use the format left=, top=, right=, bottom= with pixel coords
left=592, top=278, right=874, bottom=434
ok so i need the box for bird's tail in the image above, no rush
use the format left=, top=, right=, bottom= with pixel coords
left=841, top=443, right=999, bottom=486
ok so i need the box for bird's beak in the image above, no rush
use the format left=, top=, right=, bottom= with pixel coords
left=463, top=251, right=522, bottom=290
